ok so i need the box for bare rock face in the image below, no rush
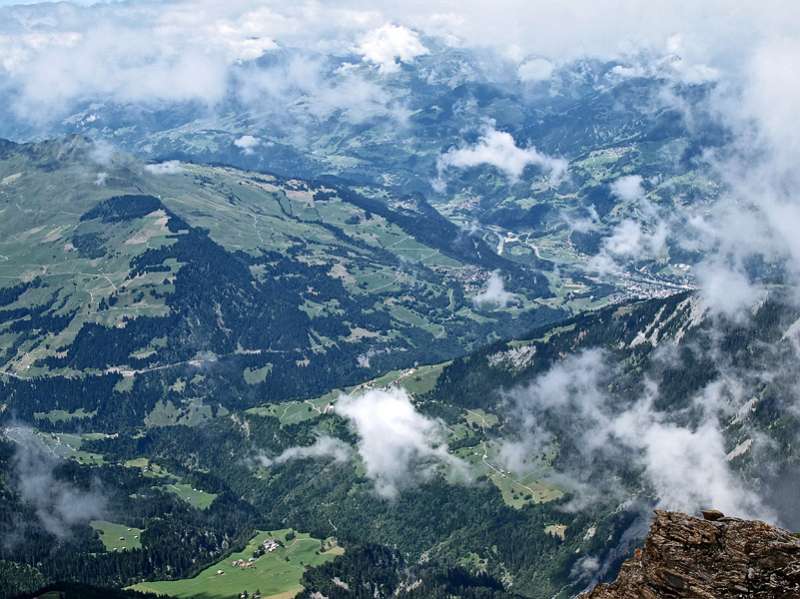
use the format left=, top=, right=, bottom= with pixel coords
left=582, top=510, right=800, bottom=599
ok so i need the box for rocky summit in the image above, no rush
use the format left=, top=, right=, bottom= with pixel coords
left=583, top=510, right=800, bottom=599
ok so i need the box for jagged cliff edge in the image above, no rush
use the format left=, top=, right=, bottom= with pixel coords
left=582, top=509, right=800, bottom=598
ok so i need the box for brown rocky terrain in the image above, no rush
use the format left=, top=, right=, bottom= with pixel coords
left=582, top=509, right=800, bottom=599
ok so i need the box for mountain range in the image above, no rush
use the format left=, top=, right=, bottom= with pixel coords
left=0, top=8, right=799, bottom=599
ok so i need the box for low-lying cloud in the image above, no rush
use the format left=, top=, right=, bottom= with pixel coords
left=258, top=435, right=351, bottom=466
left=144, top=160, right=184, bottom=175
left=473, top=270, right=515, bottom=308
left=334, top=387, right=468, bottom=498
left=235, top=54, right=410, bottom=127
left=517, top=57, right=555, bottom=82
left=499, top=350, right=770, bottom=520
left=609, top=175, right=645, bottom=203
left=435, top=124, right=567, bottom=188
left=356, top=23, right=429, bottom=74
left=4, top=426, right=107, bottom=540
left=234, top=134, right=261, bottom=154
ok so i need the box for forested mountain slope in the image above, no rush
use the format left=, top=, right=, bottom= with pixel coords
left=4, top=281, right=799, bottom=598
left=0, top=136, right=561, bottom=430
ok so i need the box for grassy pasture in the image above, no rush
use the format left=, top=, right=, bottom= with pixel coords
left=162, top=483, right=217, bottom=510
left=91, top=520, right=143, bottom=551
left=132, top=529, right=342, bottom=598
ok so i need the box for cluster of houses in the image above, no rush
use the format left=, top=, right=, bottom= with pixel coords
left=226, top=537, right=282, bottom=570
left=252, top=537, right=281, bottom=558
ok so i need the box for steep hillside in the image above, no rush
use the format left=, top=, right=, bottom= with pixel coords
left=0, top=136, right=562, bottom=429
left=3, top=282, right=800, bottom=598
left=0, top=50, right=714, bottom=300
left=582, top=510, right=800, bottom=598
left=0, top=290, right=697, bottom=599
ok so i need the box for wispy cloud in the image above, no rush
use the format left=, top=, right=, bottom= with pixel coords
left=4, top=425, right=107, bottom=539
left=473, top=270, right=515, bottom=308
left=257, top=435, right=351, bottom=467
left=499, top=350, right=771, bottom=520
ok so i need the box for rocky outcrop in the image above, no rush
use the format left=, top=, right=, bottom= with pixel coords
left=582, top=510, right=800, bottom=599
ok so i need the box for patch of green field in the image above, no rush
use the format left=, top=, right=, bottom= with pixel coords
left=454, top=441, right=563, bottom=509
left=463, top=408, right=499, bottom=429
left=243, top=364, right=272, bottom=385
left=245, top=397, right=331, bottom=426
left=248, top=361, right=444, bottom=424
left=246, top=361, right=450, bottom=426
left=447, top=422, right=475, bottom=445
left=509, top=323, right=577, bottom=347
left=399, top=362, right=449, bottom=396
left=114, top=376, right=136, bottom=393
left=33, top=408, right=96, bottom=423
left=36, top=432, right=106, bottom=465
left=123, top=458, right=174, bottom=479
left=388, top=304, right=430, bottom=329
left=131, top=529, right=343, bottom=599
left=162, top=483, right=217, bottom=510
left=352, top=267, right=402, bottom=293
left=489, top=469, right=564, bottom=508
left=91, top=520, right=143, bottom=551
left=144, top=399, right=215, bottom=428
left=348, top=361, right=449, bottom=398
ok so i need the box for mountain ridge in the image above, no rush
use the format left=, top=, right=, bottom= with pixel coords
left=582, top=509, right=800, bottom=598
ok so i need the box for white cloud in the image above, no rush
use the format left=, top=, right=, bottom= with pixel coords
left=334, top=387, right=468, bottom=498
left=500, top=351, right=770, bottom=519
left=356, top=23, right=428, bottom=74
left=5, top=425, right=107, bottom=539
left=666, top=38, right=800, bottom=317
left=587, top=175, right=670, bottom=275
left=564, top=205, right=601, bottom=234
left=259, top=435, right=351, bottom=466
left=235, top=55, right=410, bottom=126
left=609, top=175, right=645, bottom=203
left=588, top=218, right=668, bottom=275
left=610, top=393, right=765, bottom=517
left=0, top=1, right=796, bottom=133
left=234, top=134, right=260, bottom=154
left=3, top=21, right=232, bottom=120
left=608, top=45, right=719, bottom=85
left=517, top=57, right=554, bottom=82
left=436, top=125, right=567, bottom=185
left=144, top=160, right=183, bottom=175
left=694, top=260, right=764, bottom=319
left=473, top=270, right=515, bottom=309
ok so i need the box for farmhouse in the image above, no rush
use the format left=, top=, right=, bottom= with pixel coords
left=262, top=538, right=280, bottom=552
left=251, top=537, right=282, bottom=559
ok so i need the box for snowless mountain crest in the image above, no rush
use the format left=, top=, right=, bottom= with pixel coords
left=583, top=510, right=800, bottom=598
